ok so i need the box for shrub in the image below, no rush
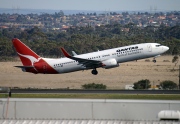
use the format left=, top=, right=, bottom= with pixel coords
left=133, top=79, right=151, bottom=89
left=160, top=80, right=178, bottom=90
left=82, top=83, right=107, bottom=89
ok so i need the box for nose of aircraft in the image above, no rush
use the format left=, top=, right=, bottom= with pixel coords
left=164, top=46, right=169, bottom=51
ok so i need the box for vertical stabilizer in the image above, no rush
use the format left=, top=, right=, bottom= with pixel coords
left=12, top=38, right=41, bottom=66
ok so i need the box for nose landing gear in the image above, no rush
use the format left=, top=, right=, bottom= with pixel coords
left=91, top=69, right=98, bottom=75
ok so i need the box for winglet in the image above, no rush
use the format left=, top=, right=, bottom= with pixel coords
left=60, top=48, right=71, bottom=58
left=72, top=51, right=77, bottom=56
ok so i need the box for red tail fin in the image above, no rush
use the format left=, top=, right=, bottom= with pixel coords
left=12, top=38, right=40, bottom=66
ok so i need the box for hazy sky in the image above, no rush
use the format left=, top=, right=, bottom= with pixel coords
left=0, top=0, right=179, bottom=11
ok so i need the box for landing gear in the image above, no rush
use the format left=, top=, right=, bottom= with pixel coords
left=153, top=58, right=156, bottom=63
left=91, top=69, right=98, bottom=75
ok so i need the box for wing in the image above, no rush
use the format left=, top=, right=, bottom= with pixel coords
left=61, top=48, right=102, bottom=68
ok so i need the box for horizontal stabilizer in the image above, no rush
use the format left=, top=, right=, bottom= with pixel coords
left=14, top=66, right=34, bottom=69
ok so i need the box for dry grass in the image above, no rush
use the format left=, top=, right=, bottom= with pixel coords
left=0, top=56, right=179, bottom=89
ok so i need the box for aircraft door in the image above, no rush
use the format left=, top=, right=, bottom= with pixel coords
left=147, top=44, right=152, bottom=52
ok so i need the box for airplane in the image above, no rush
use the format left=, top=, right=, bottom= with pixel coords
left=12, top=38, right=169, bottom=75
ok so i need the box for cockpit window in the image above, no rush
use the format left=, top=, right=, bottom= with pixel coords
left=156, top=45, right=162, bottom=47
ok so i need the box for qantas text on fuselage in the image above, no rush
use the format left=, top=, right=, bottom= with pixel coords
left=12, top=38, right=169, bottom=75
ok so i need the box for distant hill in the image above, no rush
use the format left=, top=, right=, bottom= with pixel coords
left=0, top=8, right=107, bottom=15
left=0, top=8, right=158, bottom=15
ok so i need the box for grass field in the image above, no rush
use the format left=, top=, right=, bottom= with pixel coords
left=1, top=93, right=180, bottom=100
left=0, top=55, right=179, bottom=89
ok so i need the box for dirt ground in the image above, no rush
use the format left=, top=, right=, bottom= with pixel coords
left=0, top=56, right=179, bottom=89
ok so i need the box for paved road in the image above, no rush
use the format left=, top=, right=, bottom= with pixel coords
left=7, top=89, right=180, bottom=94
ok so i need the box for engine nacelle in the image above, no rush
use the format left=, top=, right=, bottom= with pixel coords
left=102, top=58, right=119, bottom=69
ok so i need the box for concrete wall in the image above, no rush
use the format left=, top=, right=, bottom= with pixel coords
left=0, top=98, right=180, bottom=121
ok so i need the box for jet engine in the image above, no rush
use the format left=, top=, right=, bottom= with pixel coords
left=102, top=58, right=119, bottom=69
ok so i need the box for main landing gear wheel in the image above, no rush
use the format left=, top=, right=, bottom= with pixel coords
left=153, top=59, right=156, bottom=63
left=91, top=69, right=98, bottom=75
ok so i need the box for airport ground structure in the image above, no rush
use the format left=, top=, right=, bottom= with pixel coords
left=0, top=98, right=180, bottom=123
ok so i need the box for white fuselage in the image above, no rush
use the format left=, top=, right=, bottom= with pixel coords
left=43, top=43, right=169, bottom=74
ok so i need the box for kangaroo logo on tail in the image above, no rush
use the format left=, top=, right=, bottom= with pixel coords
left=12, top=38, right=41, bottom=66
left=17, top=52, right=41, bottom=65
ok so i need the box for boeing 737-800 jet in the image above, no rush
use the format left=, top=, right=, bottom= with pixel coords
left=12, top=38, right=169, bottom=75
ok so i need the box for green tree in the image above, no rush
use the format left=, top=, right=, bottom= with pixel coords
left=172, top=55, right=179, bottom=70
left=133, top=79, right=151, bottom=89
left=160, top=80, right=178, bottom=90
left=172, top=46, right=179, bottom=55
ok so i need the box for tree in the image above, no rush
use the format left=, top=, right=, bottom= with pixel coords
left=133, top=79, right=151, bottom=89
left=59, top=10, right=64, bottom=17
left=93, top=12, right=97, bottom=16
left=172, top=55, right=179, bottom=70
left=160, top=80, right=178, bottom=90
left=172, top=46, right=179, bottom=55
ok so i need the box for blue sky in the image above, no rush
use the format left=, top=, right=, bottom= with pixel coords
left=0, top=0, right=179, bottom=11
